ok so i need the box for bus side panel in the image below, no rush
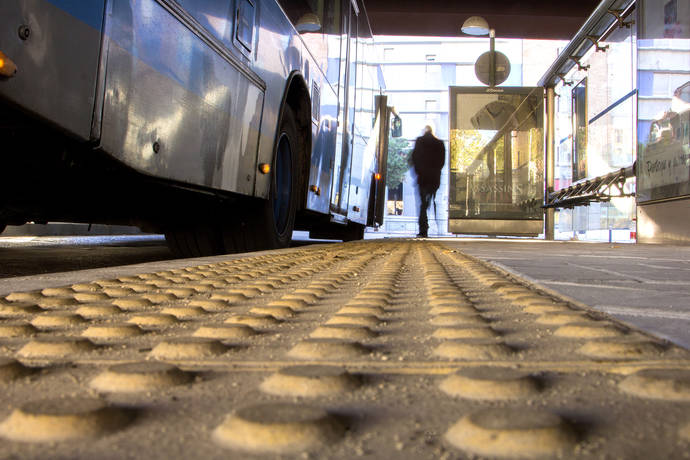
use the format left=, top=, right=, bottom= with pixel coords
left=305, top=56, right=339, bottom=213
left=0, top=0, right=105, bottom=140
left=99, top=0, right=263, bottom=196
left=252, top=1, right=305, bottom=200
left=346, top=134, right=373, bottom=225
left=307, top=114, right=338, bottom=213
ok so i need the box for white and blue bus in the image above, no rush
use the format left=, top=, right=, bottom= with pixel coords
left=0, top=0, right=393, bottom=256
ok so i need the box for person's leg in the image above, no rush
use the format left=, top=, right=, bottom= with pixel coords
left=418, top=190, right=430, bottom=237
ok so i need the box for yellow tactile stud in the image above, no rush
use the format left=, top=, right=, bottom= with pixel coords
left=434, top=339, right=514, bottom=360
left=160, top=306, right=209, bottom=320
left=36, top=297, right=80, bottom=309
left=432, top=326, right=497, bottom=339
left=111, top=297, right=155, bottom=311
left=17, top=337, right=96, bottom=359
left=150, top=338, right=228, bottom=360
left=90, top=362, right=192, bottom=393
left=577, top=339, right=665, bottom=360
left=81, top=324, right=144, bottom=340
left=5, top=291, right=44, bottom=303
left=249, top=305, right=296, bottom=319
left=0, top=398, right=133, bottom=442
left=440, top=366, right=540, bottom=400
left=213, top=403, right=344, bottom=454
left=192, top=324, right=258, bottom=339
left=0, top=322, right=38, bottom=338
left=127, top=313, right=179, bottom=328
left=310, top=325, right=378, bottom=341
left=260, top=365, right=360, bottom=397
left=75, top=304, right=124, bottom=319
left=325, top=314, right=382, bottom=328
left=554, top=322, right=626, bottom=339
left=0, top=303, right=42, bottom=318
left=430, top=313, right=488, bottom=327
left=30, top=312, right=86, bottom=329
left=445, top=408, right=575, bottom=458
left=287, top=339, right=370, bottom=360
left=73, top=292, right=110, bottom=303
left=619, top=369, right=690, bottom=401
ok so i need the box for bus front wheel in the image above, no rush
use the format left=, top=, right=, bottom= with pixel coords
left=222, top=107, right=299, bottom=252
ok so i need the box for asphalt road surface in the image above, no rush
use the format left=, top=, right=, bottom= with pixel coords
left=0, top=235, right=175, bottom=278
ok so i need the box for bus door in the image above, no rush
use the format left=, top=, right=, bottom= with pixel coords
left=448, top=86, right=544, bottom=236
left=329, top=0, right=358, bottom=217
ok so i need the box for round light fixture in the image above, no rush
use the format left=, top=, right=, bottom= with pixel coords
left=295, top=13, right=321, bottom=33
left=461, top=16, right=490, bottom=36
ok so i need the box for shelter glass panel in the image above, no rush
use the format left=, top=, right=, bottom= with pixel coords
left=572, top=79, right=587, bottom=181
left=637, top=0, right=690, bottom=203
left=448, top=87, right=544, bottom=235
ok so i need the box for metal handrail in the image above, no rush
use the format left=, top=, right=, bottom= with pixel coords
left=543, top=165, right=634, bottom=209
left=538, top=0, right=636, bottom=88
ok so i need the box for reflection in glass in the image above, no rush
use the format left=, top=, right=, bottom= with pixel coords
left=637, top=0, right=690, bottom=202
left=449, top=88, right=544, bottom=221
left=572, top=79, right=587, bottom=181
left=278, top=0, right=342, bottom=78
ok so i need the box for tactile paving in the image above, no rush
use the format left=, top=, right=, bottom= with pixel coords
left=0, top=241, right=688, bottom=458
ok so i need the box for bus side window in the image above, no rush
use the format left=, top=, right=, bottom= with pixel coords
left=236, top=0, right=255, bottom=53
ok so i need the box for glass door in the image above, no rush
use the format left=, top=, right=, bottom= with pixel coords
left=329, top=0, right=358, bottom=216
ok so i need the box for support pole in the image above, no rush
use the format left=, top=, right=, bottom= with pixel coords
left=545, top=87, right=556, bottom=240
left=489, top=29, right=496, bottom=87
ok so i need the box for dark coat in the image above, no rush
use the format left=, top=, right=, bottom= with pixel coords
left=411, top=132, right=445, bottom=193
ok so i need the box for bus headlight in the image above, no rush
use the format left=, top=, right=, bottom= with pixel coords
left=0, top=51, right=18, bottom=78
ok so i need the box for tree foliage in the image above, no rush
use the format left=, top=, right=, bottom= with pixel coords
left=386, top=137, right=411, bottom=190
left=449, top=129, right=486, bottom=172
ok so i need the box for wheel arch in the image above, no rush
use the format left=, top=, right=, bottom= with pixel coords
left=277, top=71, right=312, bottom=211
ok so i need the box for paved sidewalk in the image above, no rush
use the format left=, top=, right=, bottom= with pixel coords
left=0, top=240, right=688, bottom=459
left=443, top=239, right=690, bottom=348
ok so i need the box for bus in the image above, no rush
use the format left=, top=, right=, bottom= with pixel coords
left=0, top=0, right=392, bottom=256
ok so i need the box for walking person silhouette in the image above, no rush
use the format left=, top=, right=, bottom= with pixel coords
left=410, top=125, right=445, bottom=238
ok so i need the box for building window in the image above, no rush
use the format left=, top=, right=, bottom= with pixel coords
left=425, top=54, right=437, bottom=75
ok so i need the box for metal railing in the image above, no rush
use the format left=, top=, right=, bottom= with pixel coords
left=543, top=165, right=635, bottom=209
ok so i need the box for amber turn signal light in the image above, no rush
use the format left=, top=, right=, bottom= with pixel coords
left=0, top=51, right=18, bottom=78
left=374, top=173, right=381, bottom=180
left=259, top=163, right=270, bottom=174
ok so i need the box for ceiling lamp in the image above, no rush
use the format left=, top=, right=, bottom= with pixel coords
left=295, top=13, right=321, bottom=33
left=461, top=16, right=490, bottom=36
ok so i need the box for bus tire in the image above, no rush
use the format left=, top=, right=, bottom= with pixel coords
left=220, top=106, right=300, bottom=254
left=165, top=224, right=224, bottom=258
left=221, top=218, right=258, bottom=254
left=248, top=106, right=300, bottom=251
left=342, top=222, right=365, bottom=242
